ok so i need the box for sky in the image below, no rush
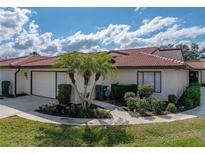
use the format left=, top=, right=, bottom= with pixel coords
left=1, top=7, right=205, bottom=57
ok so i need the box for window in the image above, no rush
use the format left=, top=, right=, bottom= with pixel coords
left=137, top=71, right=161, bottom=93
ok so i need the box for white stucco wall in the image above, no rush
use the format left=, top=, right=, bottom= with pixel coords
left=175, top=69, right=189, bottom=98
left=1, top=67, right=189, bottom=102
left=201, top=71, right=205, bottom=84
left=111, top=69, right=189, bottom=101
left=16, top=70, right=25, bottom=94
left=16, top=69, right=31, bottom=95
left=74, top=73, right=111, bottom=103
left=0, top=69, right=15, bottom=95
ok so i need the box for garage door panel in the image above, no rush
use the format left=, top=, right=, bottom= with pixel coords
left=32, top=72, right=56, bottom=98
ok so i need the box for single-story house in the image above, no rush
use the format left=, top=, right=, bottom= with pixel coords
left=0, top=47, right=205, bottom=102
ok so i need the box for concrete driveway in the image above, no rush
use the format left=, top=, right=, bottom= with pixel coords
left=0, top=96, right=57, bottom=119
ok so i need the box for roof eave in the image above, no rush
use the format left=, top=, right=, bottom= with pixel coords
left=117, top=65, right=186, bottom=69
left=20, top=65, right=53, bottom=69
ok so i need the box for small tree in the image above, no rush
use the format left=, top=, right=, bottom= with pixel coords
left=54, top=52, right=83, bottom=104
left=54, top=52, right=117, bottom=108
left=88, top=52, right=117, bottom=105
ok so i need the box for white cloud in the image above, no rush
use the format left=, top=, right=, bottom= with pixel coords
left=134, top=7, right=146, bottom=14
left=1, top=8, right=205, bottom=57
left=0, top=8, right=31, bottom=41
left=60, top=24, right=130, bottom=52
left=198, top=41, right=205, bottom=49
left=145, top=25, right=205, bottom=46
left=134, top=7, right=140, bottom=12
left=135, top=16, right=177, bottom=36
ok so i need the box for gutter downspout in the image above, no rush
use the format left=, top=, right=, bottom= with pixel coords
left=14, top=68, right=20, bottom=97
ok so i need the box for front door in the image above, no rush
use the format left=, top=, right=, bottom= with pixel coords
left=189, top=71, right=199, bottom=84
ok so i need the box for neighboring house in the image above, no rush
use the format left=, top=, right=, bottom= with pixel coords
left=0, top=47, right=204, bottom=102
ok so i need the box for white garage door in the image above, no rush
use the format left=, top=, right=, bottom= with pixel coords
left=32, top=72, right=56, bottom=98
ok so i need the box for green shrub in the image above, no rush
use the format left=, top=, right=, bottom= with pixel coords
left=58, top=84, right=72, bottom=106
left=168, top=94, right=177, bottom=104
left=126, top=97, right=140, bottom=111
left=184, top=83, right=200, bottom=107
left=1, top=81, right=11, bottom=97
left=151, top=99, right=164, bottom=115
left=166, top=103, right=177, bottom=113
left=79, top=108, right=111, bottom=118
left=111, top=84, right=137, bottom=101
left=138, top=85, right=154, bottom=98
left=190, top=83, right=200, bottom=87
left=124, top=92, right=136, bottom=101
left=184, top=98, right=194, bottom=108
left=95, top=109, right=111, bottom=118
left=79, top=108, right=94, bottom=118
left=138, top=98, right=151, bottom=114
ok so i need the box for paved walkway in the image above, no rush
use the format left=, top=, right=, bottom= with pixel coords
left=0, top=87, right=205, bottom=125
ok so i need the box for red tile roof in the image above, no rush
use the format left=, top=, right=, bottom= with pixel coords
left=109, top=47, right=158, bottom=55
left=0, top=55, right=49, bottom=67
left=0, top=47, right=186, bottom=69
left=21, top=56, right=58, bottom=68
left=115, top=52, right=185, bottom=69
left=186, top=60, right=205, bottom=70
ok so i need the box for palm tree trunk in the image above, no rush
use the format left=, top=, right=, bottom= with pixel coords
left=82, top=71, right=91, bottom=108
left=88, top=73, right=101, bottom=106
left=88, top=80, right=97, bottom=106
left=73, top=84, right=83, bottom=103
left=68, top=73, right=83, bottom=104
left=82, top=84, right=88, bottom=108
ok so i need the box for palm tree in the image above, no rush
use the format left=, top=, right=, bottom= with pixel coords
left=54, top=52, right=83, bottom=103
left=88, top=52, right=117, bottom=106
left=79, top=53, right=95, bottom=108
left=54, top=51, right=117, bottom=108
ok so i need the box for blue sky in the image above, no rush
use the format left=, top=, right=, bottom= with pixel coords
left=1, top=7, right=205, bottom=57
left=31, top=8, right=205, bottom=38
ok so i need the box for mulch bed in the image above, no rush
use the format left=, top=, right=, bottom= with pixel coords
left=36, top=103, right=112, bottom=119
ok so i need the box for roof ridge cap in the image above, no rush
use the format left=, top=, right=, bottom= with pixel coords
left=139, top=52, right=184, bottom=64
left=0, top=55, right=28, bottom=62
left=110, top=47, right=159, bottom=52
left=21, top=56, right=51, bottom=65
left=10, top=55, right=33, bottom=66
left=22, top=56, right=58, bottom=65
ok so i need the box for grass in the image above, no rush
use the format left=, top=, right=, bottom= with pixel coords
left=1, top=116, right=205, bottom=146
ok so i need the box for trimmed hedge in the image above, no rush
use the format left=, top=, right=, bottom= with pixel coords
left=178, top=83, right=201, bottom=108
left=168, top=94, right=177, bottom=104
left=166, top=103, right=177, bottom=113
left=58, top=84, right=72, bottom=106
left=184, top=83, right=201, bottom=107
left=1, top=81, right=11, bottom=97
left=151, top=99, right=164, bottom=115
left=111, top=84, right=138, bottom=101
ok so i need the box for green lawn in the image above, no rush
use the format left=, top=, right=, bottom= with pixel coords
left=1, top=116, right=205, bottom=147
